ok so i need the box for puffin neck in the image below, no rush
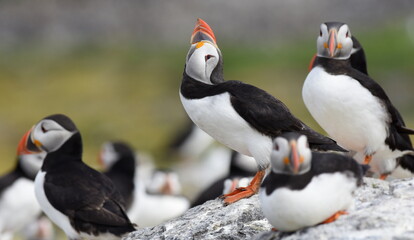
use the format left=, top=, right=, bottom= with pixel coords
left=314, top=57, right=352, bottom=75
left=107, top=154, right=136, bottom=177
left=41, top=132, right=83, bottom=171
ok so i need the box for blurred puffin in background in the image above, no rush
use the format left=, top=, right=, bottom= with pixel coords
left=0, top=130, right=45, bottom=240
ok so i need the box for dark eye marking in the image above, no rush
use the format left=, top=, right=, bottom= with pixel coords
left=205, top=54, right=213, bottom=62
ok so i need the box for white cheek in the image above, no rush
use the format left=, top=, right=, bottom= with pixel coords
left=186, top=52, right=207, bottom=82
left=205, top=57, right=218, bottom=78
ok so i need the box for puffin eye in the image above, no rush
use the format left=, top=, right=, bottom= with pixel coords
left=346, top=31, right=349, bottom=38
left=274, top=144, right=279, bottom=151
left=41, top=124, right=48, bottom=133
left=319, top=30, right=322, bottom=37
left=205, top=55, right=213, bottom=62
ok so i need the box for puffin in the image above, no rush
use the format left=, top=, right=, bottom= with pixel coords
left=99, top=141, right=136, bottom=210
left=302, top=22, right=414, bottom=179
left=0, top=130, right=45, bottom=240
left=191, top=151, right=255, bottom=207
left=180, top=18, right=345, bottom=204
left=259, top=132, right=367, bottom=232
left=127, top=168, right=190, bottom=228
left=22, top=114, right=136, bottom=240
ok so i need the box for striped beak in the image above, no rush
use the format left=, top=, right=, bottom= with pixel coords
left=17, top=127, right=41, bottom=155
left=190, top=18, right=217, bottom=46
left=326, top=29, right=338, bottom=58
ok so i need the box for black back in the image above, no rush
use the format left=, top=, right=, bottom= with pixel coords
left=350, top=36, right=368, bottom=75
left=262, top=152, right=366, bottom=195
left=181, top=72, right=345, bottom=152
left=42, top=133, right=135, bottom=237
left=103, top=142, right=136, bottom=210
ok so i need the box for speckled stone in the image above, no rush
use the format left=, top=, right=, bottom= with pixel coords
left=124, top=178, right=414, bottom=240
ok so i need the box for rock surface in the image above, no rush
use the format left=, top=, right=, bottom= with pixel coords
left=124, top=178, right=414, bottom=240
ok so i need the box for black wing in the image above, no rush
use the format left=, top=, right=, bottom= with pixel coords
left=348, top=69, right=414, bottom=152
left=44, top=162, right=135, bottom=236
left=226, top=81, right=345, bottom=152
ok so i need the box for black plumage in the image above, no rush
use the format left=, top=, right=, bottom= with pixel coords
left=42, top=133, right=135, bottom=237
left=262, top=151, right=367, bottom=195
left=181, top=72, right=346, bottom=152
left=103, top=142, right=136, bottom=210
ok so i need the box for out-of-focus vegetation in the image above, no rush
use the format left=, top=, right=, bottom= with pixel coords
left=0, top=23, right=413, bottom=175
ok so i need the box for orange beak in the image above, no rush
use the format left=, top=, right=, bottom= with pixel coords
left=290, top=141, right=300, bottom=174
left=327, top=29, right=337, bottom=57
left=190, top=18, right=217, bottom=45
left=16, top=128, right=40, bottom=155
left=308, top=54, right=317, bottom=71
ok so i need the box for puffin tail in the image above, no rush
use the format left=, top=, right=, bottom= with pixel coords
left=399, top=154, right=414, bottom=173
left=397, top=125, right=414, bottom=135
left=300, top=126, right=347, bottom=152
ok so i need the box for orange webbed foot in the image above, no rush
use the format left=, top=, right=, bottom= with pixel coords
left=321, top=210, right=348, bottom=224
left=221, top=170, right=265, bottom=205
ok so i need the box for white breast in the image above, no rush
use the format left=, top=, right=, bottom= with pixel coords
left=259, top=172, right=357, bottom=231
left=34, top=171, right=79, bottom=239
left=180, top=92, right=272, bottom=168
left=302, top=67, right=389, bottom=155
left=0, top=178, right=41, bottom=234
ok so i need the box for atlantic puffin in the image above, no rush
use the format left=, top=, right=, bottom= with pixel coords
left=0, top=130, right=45, bottom=240
left=23, top=114, right=135, bottom=240
left=180, top=18, right=345, bottom=204
left=259, top=132, right=366, bottom=232
left=99, top=141, right=136, bottom=210
left=302, top=22, right=414, bottom=179
left=127, top=168, right=189, bottom=227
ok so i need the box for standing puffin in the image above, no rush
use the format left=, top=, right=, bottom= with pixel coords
left=302, top=22, right=414, bottom=179
left=0, top=131, right=45, bottom=240
left=23, top=114, right=135, bottom=240
left=180, top=18, right=345, bottom=204
left=99, top=141, right=136, bottom=210
left=259, top=133, right=366, bottom=232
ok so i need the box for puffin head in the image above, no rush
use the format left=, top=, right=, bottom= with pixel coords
left=270, top=133, right=312, bottom=175
left=147, top=169, right=182, bottom=196
left=16, top=128, right=47, bottom=178
left=185, top=18, right=223, bottom=85
left=26, top=114, right=78, bottom=153
left=317, top=22, right=353, bottom=60
left=98, top=141, right=136, bottom=170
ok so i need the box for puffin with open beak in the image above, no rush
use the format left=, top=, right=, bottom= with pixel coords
left=259, top=133, right=367, bottom=232
left=0, top=131, right=45, bottom=240
left=180, top=19, right=345, bottom=205
left=303, top=22, right=414, bottom=179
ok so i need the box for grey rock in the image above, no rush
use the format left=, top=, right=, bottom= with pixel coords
left=124, top=178, right=414, bottom=240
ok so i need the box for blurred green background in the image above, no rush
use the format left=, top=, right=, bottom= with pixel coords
left=0, top=1, right=414, bottom=173
left=0, top=0, right=413, bottom=239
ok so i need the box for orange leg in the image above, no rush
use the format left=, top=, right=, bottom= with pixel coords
left=320, top=210, right=348, bottom=224
left=220, top=170, right=266, bottom=205
left=363, top=155, right=373, bottom=165
left=379, top=173, right=388, bottom=180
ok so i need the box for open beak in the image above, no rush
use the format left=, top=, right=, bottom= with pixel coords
left=289, top=140, right=300, bottom=174
left=17, top=128, right=41, bottom=155
left=327, top=29, right=338, bottom=57
left=190, top=18, right=217, bottom=46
